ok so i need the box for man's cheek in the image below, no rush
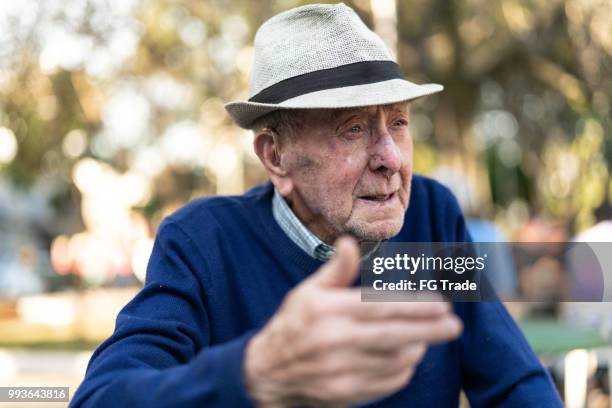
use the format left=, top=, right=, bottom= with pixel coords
left=292, top=153, right=319, bottom=172
left=321, top=183, right=352, bottom=215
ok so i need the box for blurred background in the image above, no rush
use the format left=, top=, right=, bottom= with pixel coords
left=0, top=0, right=610, bottom=406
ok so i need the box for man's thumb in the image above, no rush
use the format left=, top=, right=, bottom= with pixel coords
left=310, top=236, right=360, bottom=287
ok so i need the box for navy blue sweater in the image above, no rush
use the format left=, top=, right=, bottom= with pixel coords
left=71, top=176, right=562, bottom=407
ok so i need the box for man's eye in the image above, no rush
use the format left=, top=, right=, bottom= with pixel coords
left=349, top=125, right=363, bottom=133
left=393, top=119, right=408, bottom=127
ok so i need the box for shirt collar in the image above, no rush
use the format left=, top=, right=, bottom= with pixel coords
left=271, top=188, right=380, bottom=262
left=272, top=188, right=335, bottom=261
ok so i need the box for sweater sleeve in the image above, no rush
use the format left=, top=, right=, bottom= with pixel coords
left=438, top=185, right=563, bottom=407
left=69, top=219, right=258, bottom=408
left=457, top=301, right=563, bottom=407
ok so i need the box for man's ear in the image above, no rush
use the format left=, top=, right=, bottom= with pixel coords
left=253, top=129, right=293, bottom=195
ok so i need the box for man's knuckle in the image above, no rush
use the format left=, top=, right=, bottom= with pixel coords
left=308, top=297, right=330, bottom=317
left=328, top=376, right=359, bottom=398
left=319, top=320, right=352, bottom=349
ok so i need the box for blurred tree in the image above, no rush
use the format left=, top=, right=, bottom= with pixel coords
left=395, top=0, right=610, bottom=233
left=0, top=0, right=609, bottom=240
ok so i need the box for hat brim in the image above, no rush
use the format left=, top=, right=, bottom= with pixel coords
left=224, top=79, right=443, bottom=129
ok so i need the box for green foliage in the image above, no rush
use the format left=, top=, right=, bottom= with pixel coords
left=0, top=0, right=609, bottom=235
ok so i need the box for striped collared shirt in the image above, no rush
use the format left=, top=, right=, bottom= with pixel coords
left=272, top=188, right=336, bottom=261
left=271, top=188, right=380, bottom=262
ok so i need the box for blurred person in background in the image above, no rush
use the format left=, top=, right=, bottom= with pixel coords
left=573, top=200, right=612, bottom=243
left=514, top=217, right=570, bottom=317
left=71, top=3, right=562, bottom=407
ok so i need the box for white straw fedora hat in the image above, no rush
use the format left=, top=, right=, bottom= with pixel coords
left=224, top=2, right=443, bottom=129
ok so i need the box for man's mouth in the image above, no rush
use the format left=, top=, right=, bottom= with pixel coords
left=358, top=192, right=396, bottom=202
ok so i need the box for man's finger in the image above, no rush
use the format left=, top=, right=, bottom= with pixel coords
left=315, top=289, right=451, bottom=320
left=345, top=316, right=463, bottom=351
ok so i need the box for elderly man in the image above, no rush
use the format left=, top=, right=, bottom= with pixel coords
left=71, top=3, right=562, bottom=407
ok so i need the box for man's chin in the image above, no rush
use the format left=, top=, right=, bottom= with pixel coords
left=346, top=217, right=404, bottom=241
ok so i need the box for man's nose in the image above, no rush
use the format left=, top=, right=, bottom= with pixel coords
left=368, top=129, right=402, bottom=178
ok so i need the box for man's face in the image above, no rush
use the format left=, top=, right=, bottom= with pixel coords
left=280, top=102, right=413, bottom=243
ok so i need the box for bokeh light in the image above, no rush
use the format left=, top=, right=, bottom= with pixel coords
left=0, top=127, right=17, bottom=164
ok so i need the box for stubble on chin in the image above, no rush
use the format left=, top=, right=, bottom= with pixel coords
left=344, top=212, right=406, bottom=242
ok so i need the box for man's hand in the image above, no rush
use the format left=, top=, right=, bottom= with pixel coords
left=244, top=237, right=463, bottom=407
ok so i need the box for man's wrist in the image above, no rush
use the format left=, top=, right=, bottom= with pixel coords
left=244, top=332, right=281, bottom=408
